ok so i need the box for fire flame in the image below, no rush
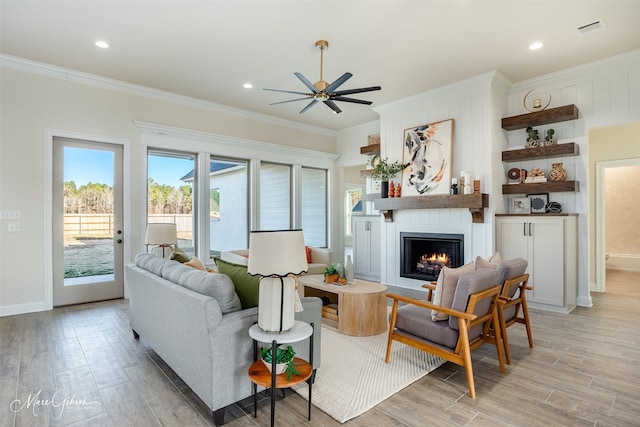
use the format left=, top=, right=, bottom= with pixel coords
left=419, top=253, right=450, bottom=265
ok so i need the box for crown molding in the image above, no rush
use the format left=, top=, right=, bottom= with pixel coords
left=0, top=54, right=337, bottom=138
left=134, top=121, right=340, bottom=162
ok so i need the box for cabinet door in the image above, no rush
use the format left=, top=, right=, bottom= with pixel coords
left=368, top=219, right=382, bottom=277
left=528, top=217, right=565, bottom=306
left=496, top=217, right=529, bottom=261
left=353, top=218, right=371, bottom=276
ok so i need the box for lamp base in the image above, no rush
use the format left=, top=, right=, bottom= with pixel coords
left=258, top=276, right=296, bottom=332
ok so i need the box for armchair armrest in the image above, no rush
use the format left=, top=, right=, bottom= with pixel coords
left=421, top=281, right=437, bottom=301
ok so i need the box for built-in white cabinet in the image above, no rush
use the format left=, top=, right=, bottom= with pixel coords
left=352, top=215, right=381, bottom=281
left=495, top=214, right=577, bottom=313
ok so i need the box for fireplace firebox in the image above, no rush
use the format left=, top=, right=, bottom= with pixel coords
left=400, top=232, right=464, bottom=281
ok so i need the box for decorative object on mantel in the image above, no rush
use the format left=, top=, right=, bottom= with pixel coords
left=528, top=193, right=549, bottom=214
left=524, top=168, right=547, bottom=184
left=523, top=89, right=551, bottom=113
left=525, top=126, right=540, bottom=148
left=545, top=201, right=562, bottom=213
left=388, top=181, right=395, bottom=198
left=473, top=176, right=480, bottom=194
left=450, top=178, right=458, bottom=194
left=394, top=184, right=401, bottom=198
left=548, top=162, right=568, bottom=181
left=544, top=129, right=557, bottom=146
left=369, top=155, right=406, bottom=199
left=402, top=118, right=454, bottom=196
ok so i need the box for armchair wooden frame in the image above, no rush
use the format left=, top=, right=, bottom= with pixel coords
left=497, top=274, right=533, bottom=365
left=385, top=285, right=505, bottom=399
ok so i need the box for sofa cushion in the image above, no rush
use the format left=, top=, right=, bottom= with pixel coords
left=220, top=251, right=249, bottom=266
left=170, top=246, right=191, bottom=263
left=396, top=304, right=459, bottom=349
left=475, top=252, right=502, bottom=270
left=185, top=256, right=205, bottom=270
left=161, top=261, right=242, bottom=314
left=431, top=262, right=475, bottom=321
left=135, top=253, right=169, bottom=276
left=214, top=257, right=260, bottom=309
left=305, top=246, right=312, bottom=263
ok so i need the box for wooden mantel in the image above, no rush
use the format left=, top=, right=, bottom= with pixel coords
left=373, top=193, right=489, bottom=223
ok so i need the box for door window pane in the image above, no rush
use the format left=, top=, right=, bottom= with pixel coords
left=147, top=151, right=195, bottom=257
left=301, top=167, right=327, bottom=247
left=209, top=157, right=248, bottom=257
left=260, top=162, right=291, bottom=230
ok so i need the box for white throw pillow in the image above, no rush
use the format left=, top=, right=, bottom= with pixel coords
left=431, top=262, right=475, bottom=321
left=475, top=252, right=502, bottom=270
left=220, top=251, right=249, bottom=266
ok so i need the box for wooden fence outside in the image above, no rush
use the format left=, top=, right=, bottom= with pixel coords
left=64, top=214, right=192, bottom=238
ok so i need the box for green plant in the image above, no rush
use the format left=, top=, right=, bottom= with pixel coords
left=324, top=263, right=340, bottom=276
left=368, top=155, right=406, bottom=181
left=261, top=345, right=299, bottom=380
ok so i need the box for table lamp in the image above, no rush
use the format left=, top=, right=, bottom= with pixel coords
left=247, top=229, right=308, bottom=333
left=145, top=223, right=178, bottom=258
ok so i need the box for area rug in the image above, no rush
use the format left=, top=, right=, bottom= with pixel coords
left=292, top=326, right=445, bottom=423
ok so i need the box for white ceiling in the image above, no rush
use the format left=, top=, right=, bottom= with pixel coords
left=1, top=1, right=639, bottom=131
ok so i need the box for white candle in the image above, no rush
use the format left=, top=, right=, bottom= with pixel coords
left=451, top=178, right=458, bottom=185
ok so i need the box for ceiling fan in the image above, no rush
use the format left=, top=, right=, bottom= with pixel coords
left=264, top=40, right=381, bottom=114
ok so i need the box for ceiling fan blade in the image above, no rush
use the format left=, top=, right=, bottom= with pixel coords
left=269, top=96, right=313, bottom=106
left=324, top=72, right=353, bottom=93
left=332, top=96, right=373, bottom=105
left=333, top=86, right=381, bottom=96
left=263, top=88, right=312, bottom=96
left=324, top=100, right=342, bottom=114
left=299, top=99, right=318, bottom=113
left=294, top=72, right=319, bottom=93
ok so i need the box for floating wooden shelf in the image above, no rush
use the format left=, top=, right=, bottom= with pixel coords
left=360, top=143, right=380, bottom=155
left=502, top=181, right=578, bottom=194
left=373, top=194, right=489, bottom=223
left=502, top=142, right=579, bottom=162
left=501, top=104, right=579, bottom=131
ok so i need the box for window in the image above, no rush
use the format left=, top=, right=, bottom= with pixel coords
left=147, top=150, right=195, bottom=258
left=259, top=162, right=292, bottom=230
left=345, top=187, right=362, bottom=236
left=209, top=157, right=248, bottom=258
left=301, top=167, right=327, bottom=247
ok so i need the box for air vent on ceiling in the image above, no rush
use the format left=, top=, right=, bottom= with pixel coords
left=577, top=19, right=606, bottom=36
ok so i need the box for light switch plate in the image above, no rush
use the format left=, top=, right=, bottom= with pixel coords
left=1, top=210, right=21, bottom=220
left=8, top=222, right=20, bottom=232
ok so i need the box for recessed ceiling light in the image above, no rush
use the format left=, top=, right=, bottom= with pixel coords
left=529, top=42, right=543, bottom=50
left=95, top=40, right=110, bottom=49
left=243, top=83, right=253, bottom=89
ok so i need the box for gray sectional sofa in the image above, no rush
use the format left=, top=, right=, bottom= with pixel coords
left=125, top=253, right=322, bottom=425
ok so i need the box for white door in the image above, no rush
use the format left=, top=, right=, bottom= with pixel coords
left=52, top=138, right=124, bottom=306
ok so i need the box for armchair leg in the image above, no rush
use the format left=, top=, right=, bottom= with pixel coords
left=521, top=298, right=534, bottom=349
left=385, top=300, right=399, bottom=363
left=458, top=321, right=476, bottom=399
left=497, top=309, right=511, bottom=365
left=132, top=329, right=140, bottom=340
left=213, top=408, right=225, bottom=426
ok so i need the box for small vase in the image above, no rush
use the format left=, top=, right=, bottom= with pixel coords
left=325, top=273, right=339, bottom=284
left=380, top=181, right=389, bottom=198
left=548, top=162, right=568, bottom=181
left=262, top=359, right=287, bottom=375
left=345, top=255, right=354, bottom=283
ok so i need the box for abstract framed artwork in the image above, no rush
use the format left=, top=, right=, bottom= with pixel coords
left=528, top=193, right=549, bottom=214
left=401, top=118, right=454, bottom=196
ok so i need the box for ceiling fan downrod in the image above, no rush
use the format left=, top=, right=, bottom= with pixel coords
left=314, top=40, right=329, bottom=92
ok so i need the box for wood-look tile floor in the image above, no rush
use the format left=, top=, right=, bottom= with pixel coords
left=1, top=270, right=638, bottom=426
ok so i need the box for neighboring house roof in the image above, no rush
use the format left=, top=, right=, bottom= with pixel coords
left=180, top=161, right=237, bottom=182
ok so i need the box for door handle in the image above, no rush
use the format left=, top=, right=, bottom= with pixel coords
left=523, top=222, right=527, bottom=236
left=529, top=222, right=532, bottom=236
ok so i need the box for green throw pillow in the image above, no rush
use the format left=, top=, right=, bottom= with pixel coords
left=214, top=257, right=260, bottom=309
left=170, top=246, right=191, bottom=263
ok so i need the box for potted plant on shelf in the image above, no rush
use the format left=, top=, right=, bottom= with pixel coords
left=324, top=263, right=340, bottom=284
left=261, top=345, right=299, bottom=380
left=369, top=155, right=406, bottom=198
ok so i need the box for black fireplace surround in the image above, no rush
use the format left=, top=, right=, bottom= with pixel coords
left=400, top=232, right=464, bottom=281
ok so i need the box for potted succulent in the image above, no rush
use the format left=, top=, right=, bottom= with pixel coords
left=261, top=345, right=299, bottom=380
left=324, top=263, right=340, bottom=283
left=368, top=155, right=406, bottom=198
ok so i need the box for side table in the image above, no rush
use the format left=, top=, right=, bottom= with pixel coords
left=248, top=321, right=314, bottom=427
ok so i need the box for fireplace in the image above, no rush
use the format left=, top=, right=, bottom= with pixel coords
left=400, top=232, right=464, bottom=281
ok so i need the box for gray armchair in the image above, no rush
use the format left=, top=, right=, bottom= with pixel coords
left=385, top=269, right=504, bottom=399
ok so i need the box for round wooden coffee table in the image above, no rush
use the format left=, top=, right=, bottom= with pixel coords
left=297, top=274, right=387, bottom=336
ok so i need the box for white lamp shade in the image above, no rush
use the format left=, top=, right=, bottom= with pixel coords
left=247, top=229, right=308, bottom=277
left=145, top=223, right=178, bottom=245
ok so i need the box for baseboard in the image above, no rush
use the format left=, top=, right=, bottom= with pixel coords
left=0, top=300, right=50, bottom=317
left=606, top=253, right=640, bottom=272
